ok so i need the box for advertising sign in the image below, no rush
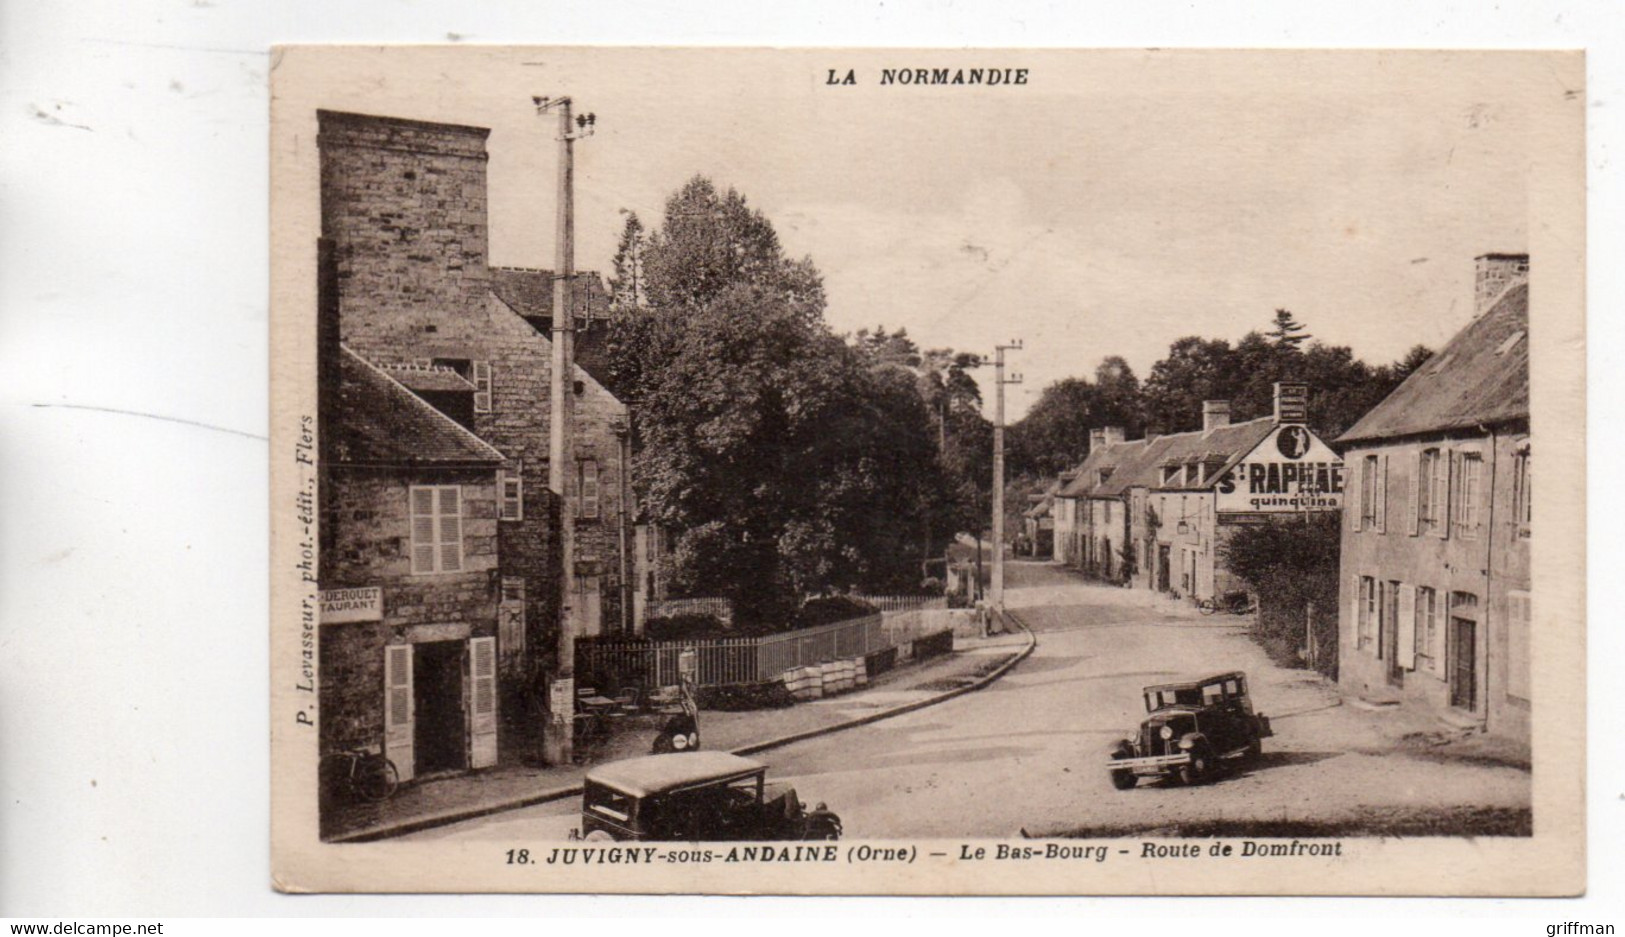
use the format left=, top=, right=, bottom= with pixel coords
left=1215, top=425, right=1344, bottom=514
left=318, top=587, right=382, bottom=623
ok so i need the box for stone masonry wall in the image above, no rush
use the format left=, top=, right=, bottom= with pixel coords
left=319, top=465, right=499, bottom=753
left=319, top=110, right=633, bottom=673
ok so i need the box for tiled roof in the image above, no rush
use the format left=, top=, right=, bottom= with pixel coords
left=1339, top=282, right=1528, bottom=444
left=329, top=346, right=505, bottom=466
left=379, top=363, right=476, bottom=393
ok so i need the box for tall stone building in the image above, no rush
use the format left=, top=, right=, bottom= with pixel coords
left=1336, top=255, right=1531, bottom=743
left=317, top=239, right=507, bottom=791
left=317, top=109, right=635, bottom=767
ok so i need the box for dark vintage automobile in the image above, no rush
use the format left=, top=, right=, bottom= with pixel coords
left=573, top=752, right=843, bottom=842
left=1107, top=671, right=1273, bottom=789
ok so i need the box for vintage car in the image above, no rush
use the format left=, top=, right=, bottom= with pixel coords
left=573, top=751, right=843, bottom=842
left=1107, top=671, right=1273, bottom=789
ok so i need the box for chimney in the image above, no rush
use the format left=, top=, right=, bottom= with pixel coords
left=1102, top=426, right=1126, bottom=447
left=1089, top=428, right=1106, bottom=451
left=1201, top=400, right=1231, bottom=435
left=1273, top=382, right=1308, bottom=425
left=1474, top=253, right=1529, bottom=316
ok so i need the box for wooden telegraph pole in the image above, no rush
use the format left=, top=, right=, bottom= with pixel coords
left=991, top=339, right=1023, bottom=613
left=534, top=94, right=595, bottom=766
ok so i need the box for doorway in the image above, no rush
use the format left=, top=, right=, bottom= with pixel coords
left=413, top=640, right=466, bottom=775
left=1157, top=545, right=1171, bottom=593
left=1449, top=618, right=1477, bottom=711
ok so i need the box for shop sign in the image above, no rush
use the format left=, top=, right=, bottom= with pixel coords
left=1215, top=426, right=1344, bottom=514
left=319, top=586, right=382, bottom=623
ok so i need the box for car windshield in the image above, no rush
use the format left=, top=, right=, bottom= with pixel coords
left=1146, top=688, right=1202, bottom=710
left=584, top=783, right=636, bottom=824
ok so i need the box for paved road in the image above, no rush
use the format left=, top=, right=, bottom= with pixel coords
left=405, top=562, right=1529, bottom=841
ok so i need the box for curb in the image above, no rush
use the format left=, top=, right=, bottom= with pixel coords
left=332, top=621, right=1038, bottom=843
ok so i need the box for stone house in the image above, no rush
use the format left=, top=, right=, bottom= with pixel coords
left=1125, top=387, right=1344, bottom=602
left=317, top=109, right=636, bottom=764
left=317, top=238, right=508, bottom=782
left=1335, top=255, right=1530, bottom=742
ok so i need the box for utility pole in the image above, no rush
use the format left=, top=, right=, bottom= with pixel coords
left=991, top=339, right=1023, bottom=611
left=534, top=94, right=595, bottom=766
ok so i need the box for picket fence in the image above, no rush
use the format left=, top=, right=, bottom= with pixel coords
left=847, top=594, right=947, bottom=613
left=579, top=613, right=889, bottom=688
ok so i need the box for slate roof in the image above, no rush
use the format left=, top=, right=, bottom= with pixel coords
left=378, top=363, right=477, bottom=393
left=1107, top=417, right=1276, bottom=496
left=489, top=267, right=618, bottom=389
left=329, top=346, right=506, bottom=466
left=1338, top=282, right=1529, bottom=445
left=1050, top=416, right=1277, bottom=502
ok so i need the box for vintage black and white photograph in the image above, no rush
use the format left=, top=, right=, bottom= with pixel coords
left=269, top=46, right=1585, bottom=894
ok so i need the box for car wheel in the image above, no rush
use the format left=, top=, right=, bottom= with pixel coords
left=584, top=829, right=617, bottom=842
left=1109, top=768, right=1137, bottom=791
left=1243, top=740, right=1263, bottom=763
left=804, top=817, right=842, bottom=840
left=1178, top=743, right=1213, bottom=785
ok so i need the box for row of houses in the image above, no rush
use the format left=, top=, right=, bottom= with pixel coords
left=1048, top=383, right=1343, bottom=599
left=1030, top=253, right=1531, bottom=743
left=315, top=111, right=672, bottom=784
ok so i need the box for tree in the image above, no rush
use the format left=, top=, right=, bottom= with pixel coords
left=1267, top=308, right=1312, bottom=349
left=608, top=210, right=648, bottom=310
left=611, top=177, right=957, bottom=626
left=1141, top=336, right=1240, bottom=434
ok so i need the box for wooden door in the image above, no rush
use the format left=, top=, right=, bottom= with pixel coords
left=1450, top=618, right=1477, bottom=711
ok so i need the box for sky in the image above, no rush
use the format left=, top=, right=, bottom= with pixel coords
left=276, top=47, right=1568, bottom=420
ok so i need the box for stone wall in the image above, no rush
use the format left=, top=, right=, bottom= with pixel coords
left=319, top=465, right=500, bottom=754
left=319, top=110, right=634, bottom=667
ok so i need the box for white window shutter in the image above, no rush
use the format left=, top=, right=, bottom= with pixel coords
left=410, top=487, right=436, bottom=573
left=1376, top=454, right=1389, bottom=533
left=1397, top=583, right=1416, bottom=670
left=1349, top=459, right=1363, bottom=532
left=473, top=361, right=493, bottom=413
left=1350, top=575, right=1363, bottom=649
left=1439, top=450, right=1454, bottom=541
left=439, top=487, right=462, bottom=572
left=1408, top=450, right=1422, bottom=536
left=384, top=644, right=415, bottom=782
left=468, top=637, right=498, bottom=768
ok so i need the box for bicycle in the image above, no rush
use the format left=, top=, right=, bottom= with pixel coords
left=320, top=747, right=400, bottom=804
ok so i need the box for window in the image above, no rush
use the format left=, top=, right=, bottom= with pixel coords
left=1359, top=455, right=1380, bottom=529
left=578, top=458, right=600, bottom=519
left=499, top=461, right=523, bottom=521
left=431, top=357, right=492, bottom=413
left=409, top=485, right=463, bottom=574
left=1417, top=448, right=1449, bottom=535
left=1513, top=446, right=1532, bottom=539
left=1453, top=452, right=1483, bottom=539
left=1507, top=590, right=1531, bottom=701
left=1357, top=575, right=1376, bottom=650
left=1415, top=586, right=1441, bottom=674
left=1162, top=464, right=1180, bottom=486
